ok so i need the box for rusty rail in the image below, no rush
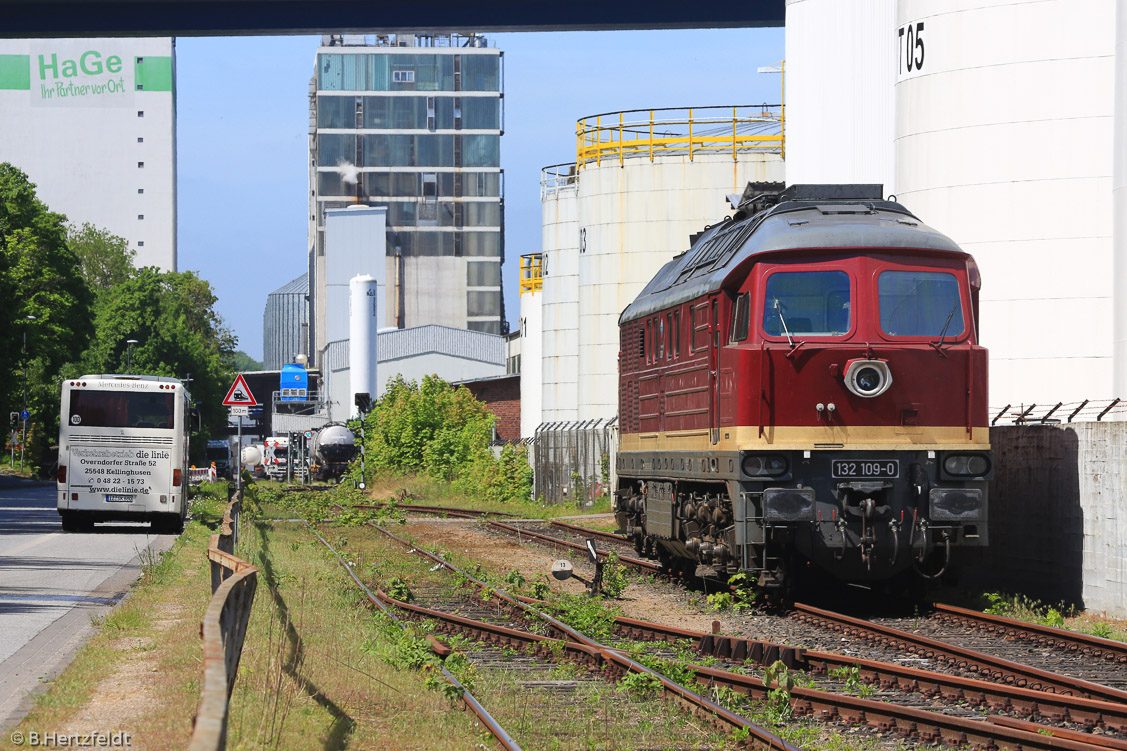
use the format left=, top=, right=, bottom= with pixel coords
left=306, top=523, right=522, bottom=751
left=487, top=520, right=663, bottom=573
left=377, top=576, right=1113, bottom=751
left=793, top=603, right=1127, bottom=704
left=934, top=603, right=1127, bottom=664
left=359, top=519, right=800, bottom=750
left=188, top=485, right=259, bottom=751
left=350, top=501, right=519, bottom=519
left=549, top=519, right=629, bottom=544
left=344, top=510, right=1126, bottom=749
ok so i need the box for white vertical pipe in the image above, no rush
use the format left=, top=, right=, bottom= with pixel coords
left=349, top=274, right=378, bottom=419
left=1114, top=0, right=1127, bottom=405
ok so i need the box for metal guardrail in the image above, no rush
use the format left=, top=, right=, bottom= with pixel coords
left=519, top=253, right=543, bottom=295
left=575, top=105, right=783, bottom=170
left=189, top=485, right=258, bottom=751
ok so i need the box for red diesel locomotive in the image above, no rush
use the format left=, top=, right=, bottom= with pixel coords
left=614, top=184, right=990, bottom=587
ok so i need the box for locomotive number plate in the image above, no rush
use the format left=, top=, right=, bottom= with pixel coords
left=831, top=460, right=899, bottom=479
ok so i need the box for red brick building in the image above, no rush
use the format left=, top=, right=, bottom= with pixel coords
left=455, top=374, right=520, bottom=442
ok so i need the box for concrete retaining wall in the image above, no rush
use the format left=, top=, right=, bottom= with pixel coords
left=963, top=423, right=1127, bottom=616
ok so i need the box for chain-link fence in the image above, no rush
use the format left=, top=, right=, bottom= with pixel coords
left=531, top=417, right=617, bottom=505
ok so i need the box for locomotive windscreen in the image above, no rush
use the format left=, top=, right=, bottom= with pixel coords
left=879, top=270, right=964, bottom=337
left=763, top=270, right=851, bottom=336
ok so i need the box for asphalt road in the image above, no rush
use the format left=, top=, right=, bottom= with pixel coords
left=0, top=477, right=177, bottom=728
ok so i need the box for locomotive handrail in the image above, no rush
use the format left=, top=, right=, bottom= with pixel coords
left=189, top=485, right=258, bottom=751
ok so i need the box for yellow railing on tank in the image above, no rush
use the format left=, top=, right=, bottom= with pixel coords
left=520, top=253, right=543, bottom=295
left=575, top=105, right=783, bottom=170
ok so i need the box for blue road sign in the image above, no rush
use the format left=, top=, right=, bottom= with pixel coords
left=19, top=410, right=29, bottom=420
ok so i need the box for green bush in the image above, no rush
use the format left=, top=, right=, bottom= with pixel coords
left=348, top=375, right=533, bottom=504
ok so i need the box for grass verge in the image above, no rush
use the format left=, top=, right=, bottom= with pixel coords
left=225, top=516, right=490, bottom=751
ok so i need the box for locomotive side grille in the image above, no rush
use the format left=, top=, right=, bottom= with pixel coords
left=69, top=434, right=175, bottom=447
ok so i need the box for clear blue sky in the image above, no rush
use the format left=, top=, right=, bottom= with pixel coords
left=175, top=28, right=785, bottom=362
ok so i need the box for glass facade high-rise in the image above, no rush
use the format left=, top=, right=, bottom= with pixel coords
left=309, top=33, right=505, bottom=363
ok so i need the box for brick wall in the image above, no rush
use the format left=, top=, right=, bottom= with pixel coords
left=458, top=374, right=521, bottom=442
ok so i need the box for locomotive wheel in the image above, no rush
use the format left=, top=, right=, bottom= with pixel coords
left=633, top=532, right=645, bottom=557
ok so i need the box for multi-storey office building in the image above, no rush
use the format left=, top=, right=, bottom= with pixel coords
left=308, top=33, right=504, bottom=364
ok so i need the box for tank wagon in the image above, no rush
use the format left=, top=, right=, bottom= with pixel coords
left=311, top=423, right=357, bottom=482
left=614, top=184, right=990, bottom=588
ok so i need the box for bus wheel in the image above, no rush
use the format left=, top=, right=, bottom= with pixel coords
left=60, top=512, right=91, bottom=533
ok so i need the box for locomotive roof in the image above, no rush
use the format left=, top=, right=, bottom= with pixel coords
left=619, top=192, right=965, bottom=325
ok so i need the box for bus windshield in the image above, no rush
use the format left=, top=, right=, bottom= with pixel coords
left=68, top=390, right=176, bottom=429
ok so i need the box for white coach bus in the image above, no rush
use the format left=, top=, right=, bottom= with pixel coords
left=57, top=374, right=194, bottom=533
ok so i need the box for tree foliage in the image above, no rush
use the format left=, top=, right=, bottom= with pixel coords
left=67, top=223, right=136, bottom=292
left=232, top=350, right=263, bottom=372
left=352, top=375, right=532, bottom=504
left=0, top=162, right=238, bottom=465
left=0, top=165, right=93, bottom=438
left=72, top=267, right=237, bottom=447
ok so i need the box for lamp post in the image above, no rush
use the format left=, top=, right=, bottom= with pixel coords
left=21, top=315, right=36, bottom=472
left=125, top=339, right=138, bottom=373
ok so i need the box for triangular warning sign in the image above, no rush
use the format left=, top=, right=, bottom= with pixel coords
left=222, top=374, right=258, bottom=406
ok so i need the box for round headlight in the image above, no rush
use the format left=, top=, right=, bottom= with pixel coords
left=944, top=455, right=969, bottom=475
left=743, top=456, right=765, bottom=475
left=944, top=454, right=989, bottom=476
left=855, top=367, right=882, bottom=393
left=765, top=456, right=788, bottom=475
left=843, top=360, right=893, bottom=398
left=742, top=455, right=787, bottom=477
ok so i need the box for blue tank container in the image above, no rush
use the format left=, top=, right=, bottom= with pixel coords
left=280, top=363, right=308, bottom=401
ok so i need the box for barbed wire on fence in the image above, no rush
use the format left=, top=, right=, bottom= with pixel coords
left=989, top=398, right=1124, bottom=426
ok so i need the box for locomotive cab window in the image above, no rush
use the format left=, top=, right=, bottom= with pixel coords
left=879, top=270, right=964, bottom=337
left=730, top=292, right=750, bottom=342
left=763, top=270, right=851, bottom=337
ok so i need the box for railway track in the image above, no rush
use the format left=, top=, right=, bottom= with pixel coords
left=381, top=584, right=1126, bottom=751
left=932, top=603, right=1127, bottom=664
left=325, top=503, right=1127, bottom=747
left=305, top=522, right=522, bottom=751
left=486, top=520, right=663, bottom=574
left=488, top=519, right=1127, bottom=703
left=350, top=501, right=520, bottom=519
left=793, top=602, right=1127, bottom=705
left=619, top=613, right=1127, bottom=733
left=363, top=521, right=800, bottom=750
left=340, top=511, right=1127, bottom=750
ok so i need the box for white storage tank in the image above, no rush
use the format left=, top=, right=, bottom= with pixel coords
left=567, top=106, right=785, bottom=419
left=784, top=0, right=896, bottom=190
left=1115, top=0, right=1127, bottom=404
left=349, top=274, right=379, bottom=417
left=895, top=0, right=1116, bottom=409
left=540, top=165, right=581, bottom=423
left=575, top=150, right=785, bottom=418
